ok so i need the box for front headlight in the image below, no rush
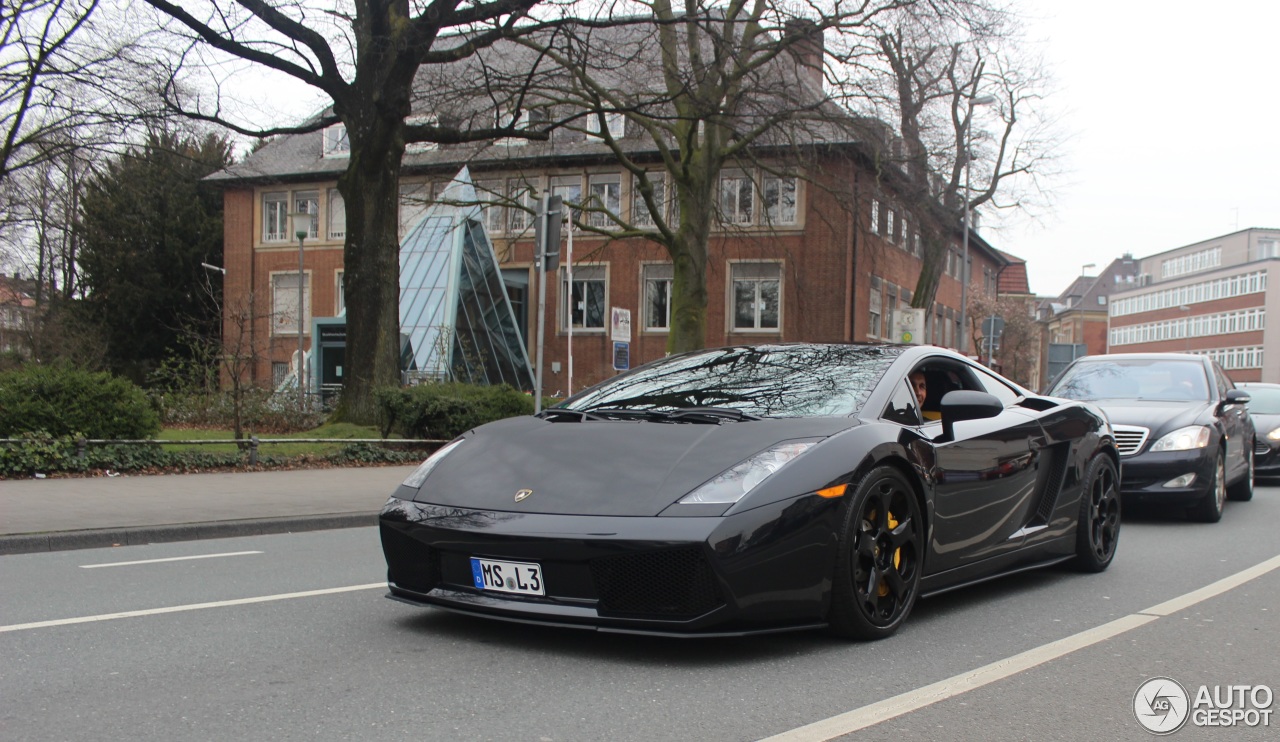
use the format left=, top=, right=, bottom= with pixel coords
left=1150, top=425, right=1211, bottom=452
left=678, top=440, right=818, bottom=505
left=401, top=438, right=465, bottom=488
left=1267, top=427, right=1280, bottom=442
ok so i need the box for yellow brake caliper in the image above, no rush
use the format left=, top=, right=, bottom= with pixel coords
left=877, top=511, right=900, bottom=597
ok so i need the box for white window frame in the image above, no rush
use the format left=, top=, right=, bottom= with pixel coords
left=762, top=175, right=798, bottom=225
left=263, top=191, right=289, bottom=242
left=495, top=108, right=530, bottom=146
left=585, top=111, right=626, bottom=139
left=587, top=173, right=622, bottom=228
left=327, top=188, right=346, bottom=240
left=271, top=270, right=311, bottom=336
left=729, top=262, right=782, bottom=332
left=322, top=124, right=349, bottom=157
left=720, top=172, right=754, bottom=225
left=398, top=181, right=431, bottom=238
left=631, top=173, right=667, bottom=227
left=507, top=178, right=537, bottom=234
left=334, top=270, right=345, bottom=315
left=870, top=199, right=880, bottom=234
left=476, top=180, right=504, bottom=235
left=560, top=264, right=607, bottom=331
left=642, top=263, right=673, bottom=332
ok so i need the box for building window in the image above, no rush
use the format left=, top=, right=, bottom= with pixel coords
left=561, top=265, right=606, bottom=330
left=263, top=192, right=289, bottom=242
left=507, top=179, right=536, bottom=233
left=643, top=264, right=673, bottom=331
left=1257, top=239, right=1278, bottom=259
left=868, top=276, right=882, bottom=339
left=322, top=124, right=349, bottom=157
left=883, top=283, right=897, bottom=338
left=731, top=262, right=781, bottom=332
left=762, top=176, right=797, bottom=225
left=335, top=270, right=345, bottom=315
left=327, top=189, right=346, bottom=240
left=585, top=111, right=625, bottom=139
left=495, top=108, right=530, bottom=146
left=293, top=191, right=319, bottom=239
left=720, top=173, right=754, bottom=225
left=870, top=199, right=880, bottom=234
left=271, top=272, right=311, bottom=336
left=551, top=175, right=583, bottom=225
left=587, top=174, right=621, bottom=228
left=885, top=209, right=895, bottom=243
left=632, top=174, right=667, bottom=227
left=476, top=180, right=504, bottom=235
left=404, top=115, right=440, bottom=153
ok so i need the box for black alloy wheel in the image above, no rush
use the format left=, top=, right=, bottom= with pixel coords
left=1073, top=454, right=1121, bottom=572
left=1227, top=445, right=1254, bottom=502
left=829, top=466, right=923, bottom=640
left=1190, top=450, right=1227, bottom=523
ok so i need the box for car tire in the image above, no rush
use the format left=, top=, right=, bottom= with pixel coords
left=1189, top=450, right=1227, bottom=523
left=1227, top=445, right=1254, bottom=502
left=828, top=465, right=923, bottom=640
left=1072, top=454, right=1121, bottom=573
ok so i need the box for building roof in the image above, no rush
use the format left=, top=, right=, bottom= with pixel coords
left=0, top=273, right=37, bottom=307
left=995, top=250, right=1029, bottom=295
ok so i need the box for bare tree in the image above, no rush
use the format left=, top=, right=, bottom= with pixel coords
left=842, top=6, right=1060, bottom=321
left=967, top=292, right=1037, bottom=386
left=507, top=2, right=913, bottom=354
left=138, top=0, right=555, bottom=423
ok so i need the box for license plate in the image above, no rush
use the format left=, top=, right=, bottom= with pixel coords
left=470, top=558, right=544, bottom=596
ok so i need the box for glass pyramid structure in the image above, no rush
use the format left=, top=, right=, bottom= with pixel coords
left=399, top=168, right=535, bottom=390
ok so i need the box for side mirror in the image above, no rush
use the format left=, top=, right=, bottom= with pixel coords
left=1222, top=389, right=1251, bottom=410
left=939, top=390, right=1003, bottom=442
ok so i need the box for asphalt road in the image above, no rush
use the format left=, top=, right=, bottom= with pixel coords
left=3, top=486, right=1278, bottom=741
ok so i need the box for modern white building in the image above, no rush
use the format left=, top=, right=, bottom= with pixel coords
left=1107, top=228, right=1280, bottom=382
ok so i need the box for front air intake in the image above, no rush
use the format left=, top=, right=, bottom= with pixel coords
left=380, top=524, right=441, bottom=594
left=590, top=547, right=723, bottom=618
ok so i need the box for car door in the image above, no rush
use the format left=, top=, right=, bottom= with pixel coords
left=1212, top=362, right=1250, bottom=480
left=925, top=362, right=1045, bottom=575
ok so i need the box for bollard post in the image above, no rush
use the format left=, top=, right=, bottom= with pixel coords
left=77, top=438, right=87, bottom=461
left=249, top=436, right=259, bottom=466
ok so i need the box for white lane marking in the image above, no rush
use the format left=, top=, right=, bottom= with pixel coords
left=80, top=551, right=264, bottom=569
left=760, top=552, right=1280, bottom=742
left=0, top=583, right=385, bottom=633
left=1138, top=553, right=1280, bottom=616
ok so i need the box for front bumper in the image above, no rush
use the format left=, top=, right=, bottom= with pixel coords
left=378, top=492, right=843, bottom=637
left=1118, top=448, right=1217, bottom=505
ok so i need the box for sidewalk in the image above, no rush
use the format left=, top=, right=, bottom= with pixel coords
left=0, top=465, right=420, bottom=555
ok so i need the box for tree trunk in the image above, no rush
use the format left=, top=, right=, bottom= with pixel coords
left=666, top=176, right=713, bottom=354
left=333, top=113, right=407, bottom=425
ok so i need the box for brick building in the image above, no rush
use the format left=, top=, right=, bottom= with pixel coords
left=208, top=28, right=1010, bottom=392
left=1106, top=228, right=1279, bottom=382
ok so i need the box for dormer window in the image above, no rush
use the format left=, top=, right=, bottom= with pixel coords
left=405, top=115, right=439, bottom=154
left=323, top=124, right=350, bottom=157
left=586, top=111, right=625, bottom=139
left=495, top=108, right=530, bottom=146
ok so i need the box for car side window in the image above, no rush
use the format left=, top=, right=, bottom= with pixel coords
left=882, top=377, right=923, bottom=426
left=971, top=366, right=1020, bottom=407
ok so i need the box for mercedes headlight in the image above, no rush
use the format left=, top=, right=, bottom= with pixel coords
left=1267, top=427, right=1280, bottom=442
left=678, top=440, right=818, bottom=505
left=1150, top=426, right=1211, bottom=452
left=401, top=438, right=465, bottom=488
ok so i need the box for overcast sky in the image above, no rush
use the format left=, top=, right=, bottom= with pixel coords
left=988, top=0, right=1280, bottom=296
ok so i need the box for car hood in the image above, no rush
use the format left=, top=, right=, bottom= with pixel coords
left=1251, top=412, right=1280, bottom=436
left=411, top=415, right=858, bottom=516
left=1089, top=400, right=1211, bottom=436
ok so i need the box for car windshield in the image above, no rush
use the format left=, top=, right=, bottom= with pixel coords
left=1243, top=387, right=1280, bottom=414
left=559, top=345, right=903, bottom=418
left=1046, top=359, right=1210, bottom=402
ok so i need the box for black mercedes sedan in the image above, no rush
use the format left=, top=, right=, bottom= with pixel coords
left=1044, top=353, right=1255, bottom=522
left=1238, top=382, right=1280, bottom=480
left=381, top=344, right=1120, bottom=639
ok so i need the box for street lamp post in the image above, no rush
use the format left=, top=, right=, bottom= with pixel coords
left=958, top=94, right=995, bottom=358
left=291, top=211, right=314, bottom=410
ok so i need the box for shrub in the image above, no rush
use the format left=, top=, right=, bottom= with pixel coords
left=0, top=365, right=160, bottom=439
left=0, top=431, right=81, bottom=477
left=376, top=382, right=534, bottom=439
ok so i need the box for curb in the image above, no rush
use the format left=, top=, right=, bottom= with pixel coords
left=0, top=512, right=379, bottom=556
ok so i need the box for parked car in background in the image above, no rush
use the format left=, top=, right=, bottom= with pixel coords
left=1045, top=353, right=1254, bottom=522
left=381, top=343, right=1120, bottom=640
left=1238, top=382, right=1280, bottom=481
